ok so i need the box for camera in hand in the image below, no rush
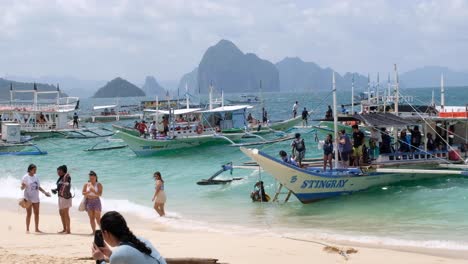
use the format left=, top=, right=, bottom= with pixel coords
left=94, top=230, right=104, bottom=247
left=51, top=189, right=58, bottom=195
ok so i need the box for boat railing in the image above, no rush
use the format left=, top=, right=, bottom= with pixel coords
left=20, top=123, right=57, bottom=131
left=0, top=103, right=76, bottom=112
left=376, top=150, right=448, bottom=163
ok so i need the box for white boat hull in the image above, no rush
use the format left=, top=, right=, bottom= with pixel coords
left=240, top=148, right=465, bottom=203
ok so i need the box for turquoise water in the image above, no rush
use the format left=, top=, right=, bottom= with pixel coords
left=1, top=87, right=467, bottom=250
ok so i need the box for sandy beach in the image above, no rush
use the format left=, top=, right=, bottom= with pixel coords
left=0, top=198, right=466, bottom=264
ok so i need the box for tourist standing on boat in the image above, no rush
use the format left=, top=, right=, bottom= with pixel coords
left=292, top=101, right=298, bottom=118
left=426, top=132, right=436, bottom=151
left=379, top=128, right=392, bottom=154
left=262, top=107, right=268, bottom=124
left=409, top=126, right=422, bottom=152
left=352, top=125, right=365, bottom=166
left=291, top=133, right=306, bottom=167
left=73, top=112, right=79, bottom=128
left=149, top=121, right=157, bottom=139
left=134, top=121, right=139, bottom=129
left=301, top=107, right=309, bottom=127
left=399, top=130, right=410, bottom=152
left=138, top=121, right=148, bottom=138
left=160, top=116, right=169, bottom=136
left=21, top=164, right=51, bottom=233
left=325, top=105, right=333, bottom=119
left=54, top=165, right=72, bottom=234
left=338, top=130, right=352, bottom=168
left=152, top=172, right=166, bottom=217
left=369, top=127, right=381, bottom=159
left=82, top=171, right=103, bottom=234
left=323, top=134, right=334, bottom=171
left=279, top=150, right=298, bottom=166
left=91, top=211, right=167, bottom=264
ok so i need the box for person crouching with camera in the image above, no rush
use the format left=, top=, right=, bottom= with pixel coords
left=52, top=165, right=73, bottom=234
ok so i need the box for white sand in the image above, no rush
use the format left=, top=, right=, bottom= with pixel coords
left=0, top=198, right=466, bottom=264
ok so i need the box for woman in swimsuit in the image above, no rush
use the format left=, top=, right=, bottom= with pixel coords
left=152, top=172, right=166, bottom=217
left=82, top=170, right=103, bottom=234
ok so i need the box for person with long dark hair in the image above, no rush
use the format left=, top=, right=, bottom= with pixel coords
left=20, top=164, right=51, bottom=233
left=53, top=165, right=72, bottom=234
left=323, top=134, right=334, bottom=171
left=92, top=211, right=166, bottom=264
left=152, top=172, right=166, bottom=217
left=82, top=170, right=103, bottom=234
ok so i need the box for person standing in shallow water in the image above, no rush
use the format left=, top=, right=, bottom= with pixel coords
left=152, top=172, right=166, bottom=217
left=21, top=164, right=51, bottom=233
left=82, top=170, right=103, bottom=234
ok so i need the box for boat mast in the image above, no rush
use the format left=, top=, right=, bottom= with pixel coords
left=209, top=81, right=213, bottom=110
left=9, top=83, right=13, bottom=105
left=185, top=83, right=189, bottom=110
left=332, top=72, right=339, bottom=169
left=56, top=84, right=60, bottom=105
left=221, top=89, right=224, bottom=107
left=33, top=83, right=38, bottom=111
left=367, top=73, right=371, bottom=104
left=440, top=74, right=445, bottom=109
left=376, top=73, right=380, bottom=110
left=351, top=74, right=354, bottom=115
left=394, top=64, right=399, bottom=115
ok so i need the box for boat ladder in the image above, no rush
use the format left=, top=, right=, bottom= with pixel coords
left=272, top=183, right=293, bottom=203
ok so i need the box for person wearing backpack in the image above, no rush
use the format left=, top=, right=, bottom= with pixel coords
left=291, top=133, right=306, bottom=167
left=52, top=165, right=73, bottom=234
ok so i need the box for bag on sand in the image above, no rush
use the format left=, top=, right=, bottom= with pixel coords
left=18, top=198, right=32, bottom=209
left=78, top=197, right=87, bottom=212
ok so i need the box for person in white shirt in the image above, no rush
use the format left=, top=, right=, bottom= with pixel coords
left=149, top=121, right=157, bottom=139
left=21, top=164, right=51, bottom=233
left=292, top=101, right=298, bottom=118
left=92, top=211, right=167, bottom=264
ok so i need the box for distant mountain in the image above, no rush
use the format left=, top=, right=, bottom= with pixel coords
left=3, top=75, right=105, bottom=98
left=275, top=57, right=368, bottom=91
left=141, top=76, right=166, bottom=97
left=93, top=77, right=145, bottom=98
left=400, top=66, right=468, bottom=88
left=0, top=78, right=66, bottom=100
left=177, top=67, right=198, bottom=95
left=197, top=40, right=279, bottom=93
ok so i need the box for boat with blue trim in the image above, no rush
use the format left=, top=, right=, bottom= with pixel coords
left=240, top=147, right=467, bottom=203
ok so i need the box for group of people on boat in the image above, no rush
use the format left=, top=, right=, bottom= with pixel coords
left=246, top=107, right=269, bottom=125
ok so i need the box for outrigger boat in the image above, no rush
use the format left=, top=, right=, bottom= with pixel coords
left=83, top=103, right=143, bottom=123
left=240, top=72, right=467, bottom=203
left=0, top=84, right=113, bottom=139
left=114, top=90, right=300, bottom=155
left=0, top=123, right=47, bottom=155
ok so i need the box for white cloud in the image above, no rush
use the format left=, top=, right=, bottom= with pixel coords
left=0, top=0, right=467, bottom=83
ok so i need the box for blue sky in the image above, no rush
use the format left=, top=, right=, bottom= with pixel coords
left=1, top=0, right=467, bottom=83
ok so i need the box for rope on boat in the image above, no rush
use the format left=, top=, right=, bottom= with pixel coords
left=396, top=91, right=462, bottom=162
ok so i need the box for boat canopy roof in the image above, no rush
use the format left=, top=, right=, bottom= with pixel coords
left=316, top=113, right=414, bottom=127
left=200, top=105, right=253, bottom=113
left=144, top=108, right=202, bottom=115
left=93, top=105, right=117, bottom=110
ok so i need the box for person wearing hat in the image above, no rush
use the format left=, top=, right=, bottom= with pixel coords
left=291, top=133, right=306, bottom=167
left=82, top=170, right=103, bottom=234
